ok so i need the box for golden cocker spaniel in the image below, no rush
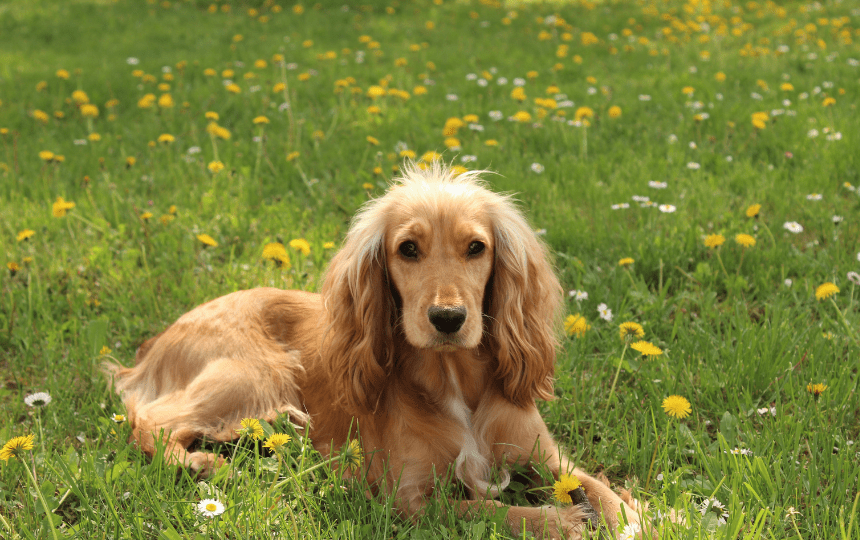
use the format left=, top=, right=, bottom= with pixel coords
left=107, top=163, right=641, bottom=539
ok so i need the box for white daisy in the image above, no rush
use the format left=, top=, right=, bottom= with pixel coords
left=610, top=203, right=630, bottom=210
left=687, top=162, right=701, bottom=170
left=700, top=497, right=729, bottom=525
left=757, top=406, right=777, bottom=416
left=806, top=193, right=822, bottom=201
left=126, top=57, right=140, bottom=65
left=197, top=499, right=225, bottom=518
left=569, top=290, right=588, bottom=301
left=488, top=110, right=503, bottom=121
left=618, top=522, right=640, bottom=540
left=833, top=215, right=844, bottom=224
left=659, top=204, right=676, bottom=213
left=783, top=221, right=803, bottom=234
left=648, top=181, right=667, bottom=189
left=24, top=392, right=52, bottom=407
left=530, top=163, right=544, bottom=174
left=597, top=303, right=613, bottom=322
left=847, top=272, right=860, bottom=285
left=784, top=278, right=793, bottom=287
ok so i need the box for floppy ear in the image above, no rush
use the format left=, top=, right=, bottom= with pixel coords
left=486, top=200, right=563, bottom=407
left=320, top=206, right=395, bottom=415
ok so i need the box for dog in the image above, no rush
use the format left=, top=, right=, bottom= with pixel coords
left=107, top=162, right=642, bottom=539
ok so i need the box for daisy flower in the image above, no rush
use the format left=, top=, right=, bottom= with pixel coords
left=700, top=497, right=729, bottom=525
left=662, top=395, right=691, bottom=419
left=783, top=221, right=803, bottom=234
left=568, top=290, right=588, bottom=301
left=0, top=434, right=35, bottom=462
left=111, top=413, right=126, bottom=423
left=197, top=499, right=225, bottom=518
left=618, top=522, right=641, bottom=540
left=815, top=282, right=839, bottom=300
left=530, top=163, right=545, bottom=174
left=847, top=272, right=860, bottom=285
left=648, top=181, right=667, bottom=189
left=24, top=392, right=52, bottom=407
left=597, top=303, right=613, bottom=322
left=552, top=474, right=582, bottom=504
left=619, top=322, right=645, bottom=341
left=806, top=193, right=822, bottom=201
left=658, top=204, right=676, bottom=213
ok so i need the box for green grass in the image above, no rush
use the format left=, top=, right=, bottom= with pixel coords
left=1, top=0, right=859, bottom=538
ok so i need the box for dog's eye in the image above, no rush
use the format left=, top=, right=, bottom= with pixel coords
left=399, top=241, right=418, bottom=259
left=467, top=241, right=485, bottom=256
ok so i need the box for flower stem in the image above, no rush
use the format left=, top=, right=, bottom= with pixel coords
left=715, top=249, right=729, bottom=279
left=23, top=459, right=60, bottom=540
left=828, top=297, right=860, bottom=347
left=606, top=343, right=629, bottom=405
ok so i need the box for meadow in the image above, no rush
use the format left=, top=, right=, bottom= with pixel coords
left=1, top=0, right=859, bottom=538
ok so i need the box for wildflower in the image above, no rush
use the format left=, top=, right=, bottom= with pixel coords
left=39, top=150, right=55, bottom=162
left=289, top=238, right=311, bottom=256
left=71, top=90, right=90, bottom=104
left=157, top=133, right=175, bottom=144
left=783, top=222, right=803, bottom=234
left=52, top=197, right=76, bottom=217
left=619, top=322, right=645, bottom=341
left=597, top=303, right=613, bottom=322
left=704, top=234, right=725, bottom=248
left=751, top=111, right=769, bottom=129
left=112, top=413, right=126, bottom=423
left=17, top=229, right=35, bottom=242
left=126, top=157, right=136, bottom=168
left=815, top=282, right=839, bottom=300
left=729, top=448, right=753, bottom=456
left=0, top=434, right=35, bottom=462
left=700, top=497, right=729, bottom=525
left=735, top=234, right=756, bottom=248
left=686, top=162, right=701, bottom=170
left=807, top=383, right=827, bottom=397
left=564, top=314, right=590, bottom=337
left=7, top=262, right=19, bottom=275
left=608, top=105, right=622, bottom=118
left=341, top=439, right=363, bottom=472
left=649, top=181, right=667, bottom=189
left=80, top=104, right=99, bottom=117
left=207, top=161, right=225, bottom=174
left=262, top=243, right=291, bottom=267
left=806, top=193, right=822, bottom=201
left=158, top=94, right=174, bottom=108
left=263, top=433, right=292, bottom=453
left=196, top=234, right=218, bottom=247
left=569, top=290, right=588, bottom=301
left=658, top=204, right=676, bottom=213
left=618, top=257, right=634, bottom=266
left=745, top=204, right=761, bottom=218
left=253, top=116, right=270, bottom=125
left=286, top=151, right=300, bottom=162
left=484, top=139, right=499, bottom=147
left=574, top=107, right=594, bottom=121
left=366, top=136, right=379, bottom=146
left=757, top=406, right=776, bottom=416
left=24, top=392, right=52, bottom=407
left=99, top=345, right=111, bottom=355
left=822, top=97, right=836, bottom=107
left=662, top=395, right=691, bottom=419
left=632, top=341, right=662, bottom=357
left=56, top=69, right=70, bottom=79
left=197, top=499, right=226, bottom=518
left=530, top=163, right=545, bottom=174
left=237, top=418, right=264, bottom=440
left=552, top=474, right=582, bottom=504
left=511, top=111, right=532, bottom=123
left=847, top=272, right=860, bottom=286
left=140, top=212, right=153, bottom=220
left=618, top=523, right=641, bottom=540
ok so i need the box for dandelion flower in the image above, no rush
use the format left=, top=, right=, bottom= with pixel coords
left=262, top=243, right=291, bottom=268
left=24, top=392, right=52, bottom=407
left=39, top=150, right=55, bottom=162
left=253, top=116, right=270, bottom=125
left=704, top=234, right=725, bottom=248
left=608, top=105, right=622, bottom=119
left=662, top=395, right=691, bottom=419
left=564, top=314, right=590, bottom=337
left=341, top=439, right=363, bottom=472
left=745, top=204, right=761, bottom=218
left=552, top=474, right=582, bottom=504
left=237, top=418, right=264, bottom=440
left=289, top=238, right=311, bottom=256
left=806, top=383, right=827, bottom=397
left=207, top=161, right=225, bottom=173
left=815, top=282, right=839, bottom=300
left=197, top=499, right=225, bottom=518
left=17, top=229, right=35, bottom=242
left=157, top=133, right=175, bottom=144
left=735, top=234, right=756, bottom=248
left=631, top=341, right=662, bottom=357
left=196, top=234, right=218, bottom=247
left=619, top=322, right=645, bottom=341
left=0, top=434, right=35, bottom=462
left=574, top=107, right=594, bottom=121
left=618, top=257, right=634, bottom=266
left=263, top=433, right=292, bottom=453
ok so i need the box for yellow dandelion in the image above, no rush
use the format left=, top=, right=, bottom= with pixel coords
left=99, top=345, right=112, bottom=355
left=237, top=418, right=264, bottom=440
left=735, top=234, right=756, bottom=248
left=822, top=97, right=836, bottom=107
left=196, top=234, right=218, bottom=247
left=484, top=139, right=499, bottom=147
left=207, top=161, right=225, bottom=173
left=286, top=151, right=300, bottom=162
left=366, top=136, right=379, bottom=145
left=140, top=212, right=153, bottom=220
left=806, top=383, right=827, bottom=397
left=263, top=433, right=292, bottom=453
left=1, top=434, right=35, bottom=461
left=574, top=107, right=594, bottom=121
left=341, top=439, right=363, bottom=472
left=704, top=234, right=725, bottom=248
left=126, top=157, right=136, bottom=168
left=618, top=257, right=634, bottom=266
left=289, top=238, right=311, bottom=256
left=253, top=116, right=270, bottom=125
left=52, top=196, right=76, bottom=217
left=631, top=340, right=662, bottom=357
left=511, top=111, right=532, bottom=123
left=39, top=150, right=55, bottom=162
left=17, top=229, right=35, bottom=242
left=552, top=474, right=582, bottom=504
left=815, top=282, right=839, bottom=301
left=745, top=204, right=761, bottom=218
left=7, top=262, right=19, bottom=275
left=565, top=314, right=591, bottom=337
left=662, top=395, right=691, bottom=419
left=608, top=105, right=622, bottom=119
left=751, top=111, right=769, bottom=130
left=619, top=322, right=645, bottom=341
left=157, top=133, right=175, bottom=144
left=262, top=242, right=291, bottom=268
left=80, top=104, right=99, bottom=118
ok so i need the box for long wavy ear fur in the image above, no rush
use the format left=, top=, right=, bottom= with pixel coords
left=486, top=198, right=563, bottom=407
left=320, top=200, right=395, bottom=415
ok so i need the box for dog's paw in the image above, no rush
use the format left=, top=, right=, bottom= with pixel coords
left=539, top=504, right=593, bottom=540
left=186, top=451, right=227, bottom=478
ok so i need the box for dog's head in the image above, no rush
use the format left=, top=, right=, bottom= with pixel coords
left=321, top=162, right=562, bottom=414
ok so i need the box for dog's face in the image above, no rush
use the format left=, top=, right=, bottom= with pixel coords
left=385, top=191, right=494, bottom=352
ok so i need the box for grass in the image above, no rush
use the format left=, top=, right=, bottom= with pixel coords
left=1, top=0, right=859, bottom=538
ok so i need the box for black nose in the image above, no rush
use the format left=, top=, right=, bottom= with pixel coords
left=427, top=305, right=467, bottom=334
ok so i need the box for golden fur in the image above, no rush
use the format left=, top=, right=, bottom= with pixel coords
left=107, top=163, right=641, bottom=539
